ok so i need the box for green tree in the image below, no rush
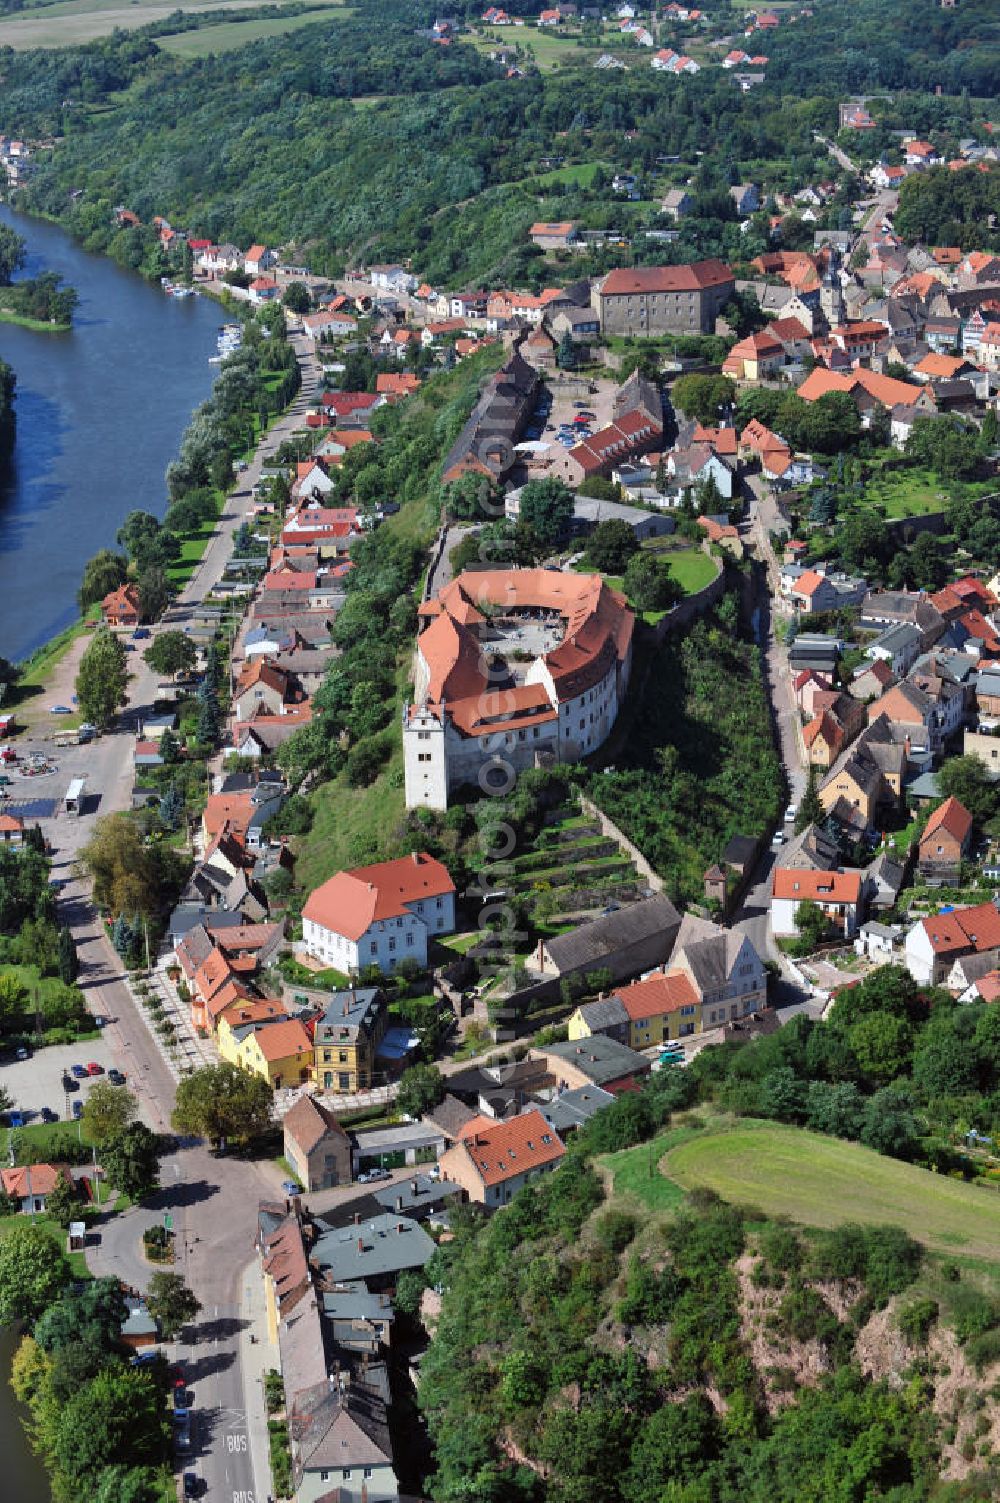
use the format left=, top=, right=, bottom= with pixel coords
left=78, top=550, right=128, bottom=613
left=136, top=566, right=171, bottom=623
left=671, top=374, right=735, bottom=425
left=794, top=900, right=830, bottom=951
left=397, top=1062, right=445, bottom=1118
left=556, top=329, right=577, bottom=370
left=76, top=627, right=130, bottom=731
left=145, top=1270, right=201, bottom=1339
left=283, top=281, right=311, bottom=313
left=143, top=630, right=196, bottom=679
left=517, top=478, right=574, bottom=550
left=100, top=1122, right=161, bottom=1199
left=171, top=1062, right=273, bottom=1146
left=43, top=1174, right=80, bottom=1229
left=196, top=682, right=220, bottom=745
left=79, top=814, right=159, bottom=919
left=935, top=756, right=996, bottom=827
left=795, top=763, right=824, bottom=833
left=0, top=1221, right=72, bottom=1324
left=623, top=551, right=679, bottom=612
left=57, top=926, right=79, bottom=985
left=850, top=1012, right=914, bottom=1086
left=82, top=1080, right=139, bottom=1144
left=0, top=223, right=26, bottom=285
left=584, top=519, right=639, bottom=573
left=56, top=1365, right=165, bottom=1492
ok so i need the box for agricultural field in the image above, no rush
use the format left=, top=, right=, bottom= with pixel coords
left=0, top=0, right=345, bottom=50
left=157, top=4, right=349, bottom=56
left=664, top=1121, right=1000, bottom=1261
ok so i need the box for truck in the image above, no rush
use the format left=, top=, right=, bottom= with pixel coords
left=64, top=777, right=87, bottom=816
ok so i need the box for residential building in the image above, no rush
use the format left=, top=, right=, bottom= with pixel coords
left=283, top=1096, right=352, bottom=1191
left=289, top=1378, right=398, bottom=1503
left=403, top=570, right=634, bottom=810
left=905, top=898, right=1000, bottom=984
left=313, top=988, right=388, bottom=1093
left=0, top=813, right=25, bottom=848
left=232, top=1017, right=315, bottom=1089
left=529, top=221, right=579, bottom=250
left=865, top=623, right=923, bottom=678
left=963, top=729, right=1000, bottom=778
left=302, top=854, right=456, bottom=973
left=771, top=867, right=863, bottom=939
left=0, top=1163, right=73, bottom=1215
left=917, top=795, right=973, bottom=882
left=532, top=1036, right=652, bottom=1093
left=101, top=583, right=141, bottom=628
left=438, top=1109, right=565, bottom=1208
left=596, top=260, right=735, bottom=336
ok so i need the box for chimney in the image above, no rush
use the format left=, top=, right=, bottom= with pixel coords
left=395, top=1196, right=403, bottom=1212
left=411, top=1178, right=418, bottom=1193
left=412, top=851, right=420, bottom=865
left=354, top=1211, right=360, bottom=1225
left=396, top=1221, right=404, bottom=1234
left=357, top=1237, right=364, bottom=1253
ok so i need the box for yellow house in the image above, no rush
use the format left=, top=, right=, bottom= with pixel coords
left=217, top=1000, right=290, bottom=1066
left=568, top=972, right=701, bottom=1049
left=313, top=987, right=387, bottom=1094
left=233, top=1018, right=315, bottom=1089
left=819, top=754, right=880, bottom=824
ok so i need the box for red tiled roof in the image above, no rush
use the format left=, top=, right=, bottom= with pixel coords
left=243, top=1018, right=313, bottom=1063
left=772, top=869, right=862, bottom=902
left=614, top=969, right=698, bottom=1019
left=458, top=1109, right=565, bottom=1186
left=921, top=900, right=1000, bottom=956
left=920, top=796, right=973, bottom=847
left=1, top=1163, right=72, bottom=1199
left=303, top=853, right=455, bottom=940
left=601, top=259, right=733, bottom=296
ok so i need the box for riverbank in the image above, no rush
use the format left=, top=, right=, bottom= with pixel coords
left=0, top=305, right=70, bottom=332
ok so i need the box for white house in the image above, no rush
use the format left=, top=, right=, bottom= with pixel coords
left=771, top=867, right=862, bottom=939
left=904, top=899, right=1000, bottom=984
left=854, top=921, right=902, bottom=961
left=0, top=1163, right=73, bottom=1215
left=302, top=853, right=457, bottom=974
left=244, top=244, right=277, bottom=277
left=369, top=264, right=418, bottom=295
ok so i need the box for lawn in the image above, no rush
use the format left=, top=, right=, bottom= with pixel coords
left=0, top=0, right=343, bottom=48
left=664, top=1121, right=1000, bottom=1261
left=0, top=1211, right=90, bottom=1278
left=664, top=549, right=718, bottom=596
left=531, top=159, right=611, bottom=188
left=865, top=465, right=950, bottom=519
left=158, top=3, right=347, bottom=55
left=296, top=753, right=406, bottom=893
left=472, top=23, right=600, bottom=71
left=10, top=1117, right=95, bottom=1160
left=599, top=1123, right=701, bottom=1213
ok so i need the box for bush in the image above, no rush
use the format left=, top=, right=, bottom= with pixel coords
left=898, top=1298, right=938, bottom=1345
left=594, top=1210, right=638, bottom=1255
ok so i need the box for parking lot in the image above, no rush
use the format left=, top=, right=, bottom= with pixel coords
left=0, top=1035, right=117, bottom=1122
left=544, top=373, right=616, bottom=439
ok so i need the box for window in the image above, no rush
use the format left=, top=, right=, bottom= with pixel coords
left=364, top=1469, right=374, bottom=1481
left=339, top=1051, right=348, bottom=1063
left=436, top=897, right=443, bottom=909
left=680, top=1005, right=696, bottom=1016
left=406, top=932, right=414, bottom=946
left=389, top=938, right=396, bottom=953
left=343, top=1470, right=353, bottom=1481
left=321, top=1472, right=330, bottom=1483
left=418, top=731, right=430, bottom=741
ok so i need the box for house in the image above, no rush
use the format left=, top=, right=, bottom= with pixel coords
left=283, top=1096, right=352, bottom=1191
left=597, top=261, right=735, bottom=336
left=854, top=921, right=902, bottom=961
left=867, top=676, right=962, bottom=755
left=533, top=893, right=681, bottom=988
left=730, top=183, right=760, bottom=216
left=101, top=583, right=141, bottom=628
left=917, top=796, right=973, bottom=882
left=865, top=623, right=923, bottom=678
left=289, top=1377, right=398, bottom=1503
left=963, top=729, right=1000, bottom=778
left=723, top=327, right=786, bottom=381
left=771, top=867, right=863, bottom=939
left=851, top=659, right=897, bottom=704
left=0, top=1163, right=73, bottom=1215
left=0, top=813, right=25, bottom=848
left=794, top=668, right=834, bottom=717
left=244, top=245, right=276, bottom=277
left=313, top=987, right=388, bottom=1093
left=533, top=1036, right=652, bottom=1094
left=231, top=1017, right=315, bottom=1089
left=661, top=188, right=693, bottom=220
left=248, top=276, right=280, bottom=305
left=905, top=898, right=1000, bottom=984
left=530, top=221, right=579, bottom=251
left=438, top=1109, right=565, bottom=1209
left=368, top=263, right=417, bottom=294
left=302, top=853, right=456, bottom=974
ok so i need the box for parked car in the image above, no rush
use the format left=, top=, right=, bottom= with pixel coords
left=6, top=1111, right=26, bottom=1128
left=15, top=1045, right=29, bottom=1060
left=281, top=1180, right=301, bottom=1195
left=62, top=1074, right=79, bottom=1093
left=72, top=1101, right=83, bottom=1119
left=108, top=1069, right=126, bottom=1086
left=183, top=1474, right=199, bottom=1500
left=784, top=803, right=797, bottom=823
left=70, top=1063, right=88, bottom=1079
left=49, top=704, right=72, bottom=715
left=133, top=628, right=150, bottom=640
left=40, top=1106, right=58, bottom=1123
left=86, top=1062, right=103, bottom=1076
left=358, top=1167, right=391, bottom=1183
left=770, top=831, right=786, bottom=848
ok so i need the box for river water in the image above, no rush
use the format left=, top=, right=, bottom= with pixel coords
left=0, top=204, right=224, bottom=662
left=0, top=1324, right=51, bottom=1502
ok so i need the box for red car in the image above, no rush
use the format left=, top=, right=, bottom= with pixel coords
left=86, top=1061, right=103, bottom=1076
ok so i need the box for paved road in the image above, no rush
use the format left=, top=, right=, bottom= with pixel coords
left=37, top=325, right=322, bottom=1503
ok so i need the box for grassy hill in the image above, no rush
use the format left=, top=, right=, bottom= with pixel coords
left=663, top=1119, right=1000, bottom=1263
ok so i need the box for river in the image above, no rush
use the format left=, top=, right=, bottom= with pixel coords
left=0, top=204, right=224, bottom=663
left=0, top=1324, right=51, bottom=1502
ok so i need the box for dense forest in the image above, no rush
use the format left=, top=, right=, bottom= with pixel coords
left=0, top=0, right=993, bottom=286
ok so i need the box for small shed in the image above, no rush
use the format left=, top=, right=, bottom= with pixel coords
left=68, top=1221, right=86, bottom=1252
left=120, top=1297, right=158, bottom=1350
